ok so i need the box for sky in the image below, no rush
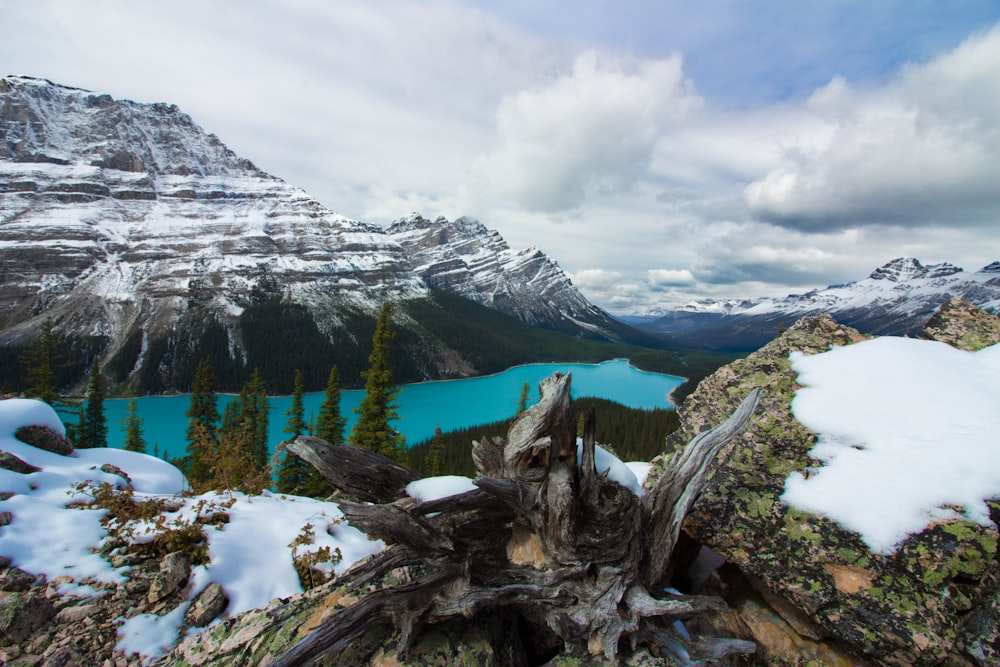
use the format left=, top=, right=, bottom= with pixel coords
left=2, top=0, right=1000, bottom=314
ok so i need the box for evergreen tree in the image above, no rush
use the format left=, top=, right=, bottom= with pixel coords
left=284, top=369, right=307, bottom=439
left=185, top=358, right=220, bottom=484
left=76, top=359, right=107, bottom=449
left=277, top=369, right=314, bottom=495
left=515, top=382, right=531, bottom=415
left=238, top=368, right=270, bottom=470
left=315, top=365, right=346, bottom=444
left=427, top=425, right=445, bottom=476
left=349, top=302, right=405, bottom=462
left=122, top=398, right=146, bottom=453
left=21, top=318, right=65, bottom=405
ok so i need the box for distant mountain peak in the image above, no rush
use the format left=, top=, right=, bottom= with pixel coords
left=868, top=257, right=963, bottom=282
left=635, top=257, right=1000, bottom=351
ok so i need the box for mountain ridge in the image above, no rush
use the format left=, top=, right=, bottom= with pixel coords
left=632, top=257, right=1000, bottom=351
left=0, top=75, right=660, bottom=393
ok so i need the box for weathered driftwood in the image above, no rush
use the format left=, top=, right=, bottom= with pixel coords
left=285, top=435, right=419, bottom=504
left=272, top=373, right=760, bottom=666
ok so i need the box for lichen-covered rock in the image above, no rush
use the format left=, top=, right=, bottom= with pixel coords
left=158, top=576, right=530, bottom=667
left=147, top=551, right=190, bottom=603
left=647, top=312, right=1000, bottom=666
left=923, top=295, right=1000, bottom=351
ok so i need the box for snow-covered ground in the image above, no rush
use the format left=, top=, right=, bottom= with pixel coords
left=783, top=337, right=1000, bottom=553
left=0, top=396, right=652, bottom=663
left=0, top=399, right=382, bottom=663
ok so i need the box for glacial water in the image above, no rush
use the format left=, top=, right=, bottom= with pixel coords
left=100, top=359, right=685, bottom=461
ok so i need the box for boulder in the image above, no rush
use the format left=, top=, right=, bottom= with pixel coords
left=0, top=591, right=56, bottom=644
left=648, top=311, right=1000, bottom=665
left=14, top=425, right=73, bottom=455
left=0, top=450, right=40, bottom=474
left=147, top=551, right=191, bottom=604
left=184, top=583, right=228, bottom=627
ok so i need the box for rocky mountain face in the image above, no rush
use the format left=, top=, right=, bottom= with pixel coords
left=0, top=76, right=636, bottom=392
left=634, top=257, right=1000, bottom=351
left=646, top=299, right=1000, bottom=665
left=387, top=213, right=636, bottom=339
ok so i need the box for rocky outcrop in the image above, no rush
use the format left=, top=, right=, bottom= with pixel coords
left=923, top=295, right=1000, bottom=352
left=648, top=307, right=1000, bottom=665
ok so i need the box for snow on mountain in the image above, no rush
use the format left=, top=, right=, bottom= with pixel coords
left=0, top=76, right=635, bottom=388
left=636, top=257, right=1000, bottom=350
left=386, top=213, right=621, bottom=334
left=0, top=75, right=424, bottom=344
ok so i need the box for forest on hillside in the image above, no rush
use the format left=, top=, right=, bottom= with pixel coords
left=407, top=396, right=681, bottom=477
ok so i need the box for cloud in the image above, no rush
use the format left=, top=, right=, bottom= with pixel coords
left=744, top=25, right=1000, bottom=230
left=474, top=50, right=702, bottom=211
left=646, top=269, right=695, bottom=288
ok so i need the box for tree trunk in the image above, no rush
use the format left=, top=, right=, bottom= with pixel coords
left=272, top=373, right=760, bottom=666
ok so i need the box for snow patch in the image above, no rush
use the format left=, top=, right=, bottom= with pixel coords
left=782, top=337, right=1000, bottom=553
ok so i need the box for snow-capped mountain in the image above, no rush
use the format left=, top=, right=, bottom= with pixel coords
left=0, top=76, right=640, bottom=391
left=387, top=213, right=633, bottom=338
left=635, top=258, right=1000, bottom=350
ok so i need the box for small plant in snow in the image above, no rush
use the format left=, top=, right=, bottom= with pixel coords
left=288, top=522, right=342, bottom=591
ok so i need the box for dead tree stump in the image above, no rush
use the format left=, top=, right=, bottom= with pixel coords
left=274, top=372, right=760, bottom=666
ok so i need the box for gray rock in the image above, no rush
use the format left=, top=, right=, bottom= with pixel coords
left=0, top=591, right=56, bottom=644
left=147, top=552, right=190, bottom=604
left=184, top=583, right=227, bottom=627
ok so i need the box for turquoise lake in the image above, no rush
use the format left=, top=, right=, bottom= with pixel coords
left=100, top=360, right=685, bottom=460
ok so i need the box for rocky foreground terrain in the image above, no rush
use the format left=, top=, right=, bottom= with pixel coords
left=1, top=297, right=997, bottom=665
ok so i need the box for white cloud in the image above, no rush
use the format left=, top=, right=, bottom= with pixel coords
left=2, top=3, right=998, bottom=315
left=646, top=268, right=695, bottom=288
left=474, top=50, right=702, bottom=211
left=744, top=25, right=1000, bottom=229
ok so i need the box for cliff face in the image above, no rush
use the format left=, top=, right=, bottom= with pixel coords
left=0, top=76, right=423, bottom=348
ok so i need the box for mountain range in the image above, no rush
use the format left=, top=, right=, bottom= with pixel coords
left=0, top=75, right=662, bottom=393
left=627, top=257, right=1000, bottom=351
left=3, top=75, right=997, bottom=395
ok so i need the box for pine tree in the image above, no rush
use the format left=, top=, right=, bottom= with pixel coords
left=185, top=358, right=220, bottom=484
left=515, top=382, right=531, bottom=415
left=428, top=425, right=445, bottom=476
left=77, top=359, right=108, bottom=449
left=277, top=369, right=314, bottom=495
left=21, top=318, right=65, bottom=405
left=315, top=365, right=346, bottom=444
left=349, top=303, right=405, bottom=462
left=284, top=369, right=307, bottom=439
left=238, top=368, right=270, bottom=470
left=122, top=398, right=146, bottom=453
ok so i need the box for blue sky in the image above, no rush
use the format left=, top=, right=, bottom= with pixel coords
left=2, top=0, right=999, bottom=313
